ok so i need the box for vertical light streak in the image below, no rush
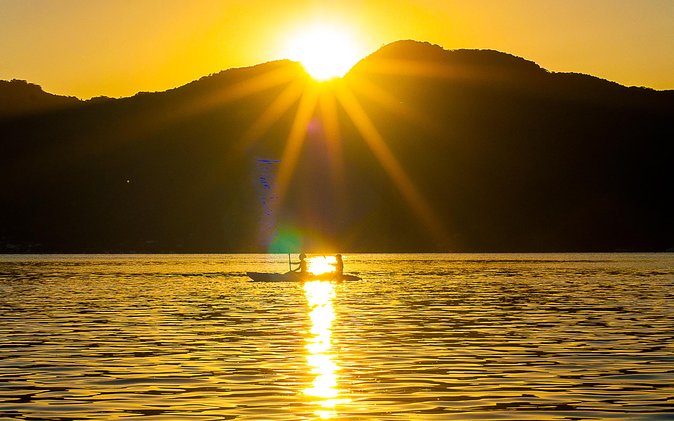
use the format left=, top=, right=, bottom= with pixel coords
left=269, top=83, right=319, bottom=214
left=318, top=87, right=348, bottom=207
left=303, top=280, right=349, bottom=418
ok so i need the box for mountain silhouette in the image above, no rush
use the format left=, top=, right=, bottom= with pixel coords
left=1, top=40, right=672, bottom=252
left=0, top=79, right=81, bottom=118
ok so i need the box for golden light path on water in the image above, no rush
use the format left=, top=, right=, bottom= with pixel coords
left=303, top=280, right=350, bottom=418
left=306, top=256, right=337, bottom=276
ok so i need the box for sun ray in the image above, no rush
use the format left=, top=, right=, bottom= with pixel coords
left=344, top=74, right=440, bottom=134
left=358, top=58, right=457, bottom=79
left=357, top=55, right=505, bottom=87
left=169, top=69, right=307, bottom=231
left=237, top=77, right=306, bottom=152
left=137, top=64, right=300, bottom=142
left=186, top=65, right=300, bottom=116
left=93, top=65, right=298, bottom=151
left=28, top=64, right=300, bottom=202
left=269, top=83, right=320, bottom=216
left=334, top=84, right=449, bottom=245
left=317, top=87, right=348, bottom=210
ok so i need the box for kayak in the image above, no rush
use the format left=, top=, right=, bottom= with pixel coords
left=247, top=271, right=361, bottom=282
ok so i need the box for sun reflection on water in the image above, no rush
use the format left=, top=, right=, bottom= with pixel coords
left=306, top=256, right=337, bottom=276
left=303, top=280, right=349, bottom=418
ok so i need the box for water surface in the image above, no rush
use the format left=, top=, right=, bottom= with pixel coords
left=1, top=254, right=673, bottom=420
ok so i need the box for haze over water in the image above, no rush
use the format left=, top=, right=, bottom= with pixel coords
left=1, top=253, right=673, bottom=420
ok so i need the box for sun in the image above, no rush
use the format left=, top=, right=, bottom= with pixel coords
left=284, top=25, right=363, bottom=81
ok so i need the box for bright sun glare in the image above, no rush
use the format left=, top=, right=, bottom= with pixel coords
left=306, top=256, right=337, bottom=275
left=284, top=26, right=363, bottom=81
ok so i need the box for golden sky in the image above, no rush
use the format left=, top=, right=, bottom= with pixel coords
left=1, top=0, right=673, bottom=99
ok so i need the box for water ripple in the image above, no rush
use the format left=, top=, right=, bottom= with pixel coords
left=0, top=253, right=673, bottom=419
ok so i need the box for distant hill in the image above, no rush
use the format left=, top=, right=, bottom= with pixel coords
left=1, top=40, right=672, bottom=252
left=0, top=79, right=81, bottom=118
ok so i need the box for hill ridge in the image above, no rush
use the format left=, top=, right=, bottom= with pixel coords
left=1, top=40, right=672, bottom=252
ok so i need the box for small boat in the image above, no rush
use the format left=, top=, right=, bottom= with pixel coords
left=247, top=271, right=361, bottom=282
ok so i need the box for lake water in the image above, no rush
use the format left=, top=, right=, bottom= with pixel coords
left=0, top=253, right=673, bottom=420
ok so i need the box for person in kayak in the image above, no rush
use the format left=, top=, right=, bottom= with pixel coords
left=291, top=253, right=308, bottom=274
left=331, top=254, right=344, bottom=277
